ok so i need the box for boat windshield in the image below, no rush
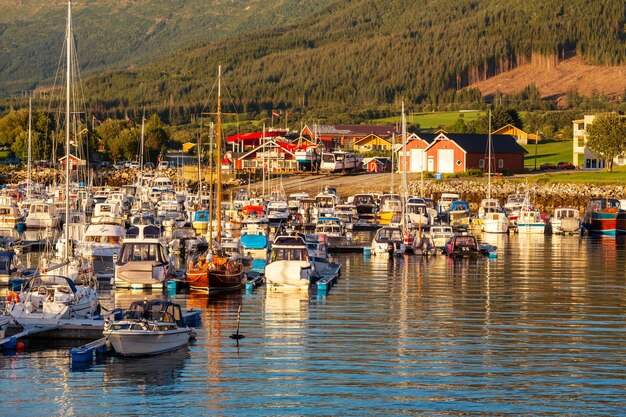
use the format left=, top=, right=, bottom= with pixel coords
left=119, top=243, right=166, bottom=263
left=377, top=228, right=402, bottom=241
left=322, top=154, right=335, bottom=163
left=271, top=247, right=307, bottom=261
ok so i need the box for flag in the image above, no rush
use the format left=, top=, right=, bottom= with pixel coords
left=272, top=110, right=280, bottom=118
left=92, top=115, right=100, bottom=123
left=157, top=153, right=162, bottom=165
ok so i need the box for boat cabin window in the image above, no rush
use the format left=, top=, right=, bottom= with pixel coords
left=377, top=228, right=403, bottom=241
left=30, top=204, right=49, bottom=214
left=119, top=243, right=165, bottom=263
left=322, top=154, right=335, bottom=163
left=454, top=236, right=477, bottom=249
left=271, top=248, right=307, bottom=261
left=317, top=197, right=334, bottom=208
left=407, top=204, right=426, bottom=215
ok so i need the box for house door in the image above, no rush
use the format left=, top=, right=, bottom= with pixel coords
left=410, top=149, right=424, bottom=172
left=437, top=149, right=455, bottom=173
left=427, top=156, right=434, bottom=172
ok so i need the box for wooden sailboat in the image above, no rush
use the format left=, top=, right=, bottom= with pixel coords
left=186, top=66, right=245, bottom=292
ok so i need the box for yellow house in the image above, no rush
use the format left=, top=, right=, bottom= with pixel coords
left=182, top=142, right=196, bottom=152
left=353, top=134, right=392, bottom=152
left=492, top=124, right=540, bottom=145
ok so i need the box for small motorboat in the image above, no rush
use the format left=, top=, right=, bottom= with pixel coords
left=104, top=299, right=194, bottom=357
left=444, top=234, right=480, bottom=258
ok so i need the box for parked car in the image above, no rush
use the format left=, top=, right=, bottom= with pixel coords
left=540, top=163, right=556, bottom=171
left=556, top=161, right=575, bottom=170
left=158, top=161, right=169, bottom=170
left=128, top=161, right=140, bottom=169
left=114, top=162, right=125, bottom=170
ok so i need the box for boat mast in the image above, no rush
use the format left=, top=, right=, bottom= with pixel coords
left=215, top=65, right=223, bottom=243
left=487, top=110, right=492, bottom=201
left=63, top=0, right=72, bottom=260
left=27, top=97, right=32, bottom=199
left=139, top=109, right=145, bottom=173
left=390, top=133, right=395, bottom=194
left=208, top=122, right=214, bottom=248
left=401, top=101, right=408, bottom=227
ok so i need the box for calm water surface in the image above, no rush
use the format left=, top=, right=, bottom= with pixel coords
left=1, top=234, right=625, bottom=416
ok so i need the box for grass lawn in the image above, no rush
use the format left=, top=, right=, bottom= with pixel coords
left=0, top=150, right=11, bottom=159
left=373, top=111, right=485, bottom=131
left=512, top=169, right=626, bottom=185
left=522, top=140, right=573, bottom=168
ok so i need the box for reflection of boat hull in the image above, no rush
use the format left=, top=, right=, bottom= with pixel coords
left=106, top=328, right=191, bottom=356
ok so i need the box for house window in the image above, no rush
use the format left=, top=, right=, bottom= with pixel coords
left=456, top=159, right=462, bottom=166
left=498, top=159, right=504, bottom=169
left=479, top=159, right=485, bottom=168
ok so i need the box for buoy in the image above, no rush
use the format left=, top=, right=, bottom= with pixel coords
left=16, top=341, right=25, bottom=352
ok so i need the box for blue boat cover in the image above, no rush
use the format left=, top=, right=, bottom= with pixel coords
left=241, top=234, right=268, bottom=249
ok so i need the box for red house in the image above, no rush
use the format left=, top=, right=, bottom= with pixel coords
left=400, top=132, right=527, bottom=173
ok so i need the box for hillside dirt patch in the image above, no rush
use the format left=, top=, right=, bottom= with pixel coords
left=471, top=56, right=626, bottom=103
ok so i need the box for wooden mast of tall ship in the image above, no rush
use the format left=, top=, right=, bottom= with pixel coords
left=215, top=65, right=223, bottom=244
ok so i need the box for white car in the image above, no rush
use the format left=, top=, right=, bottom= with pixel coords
left=158, top=161, right=169, bottom=170
left=129, top=161, right=140, bottom=169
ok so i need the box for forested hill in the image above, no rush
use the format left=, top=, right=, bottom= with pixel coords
left=2, top=0, right=625, bottom=116
left=0, top=0, right=332, bottom=93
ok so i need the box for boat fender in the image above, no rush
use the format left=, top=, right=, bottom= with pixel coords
left=7, top=291, right=19, bottom=303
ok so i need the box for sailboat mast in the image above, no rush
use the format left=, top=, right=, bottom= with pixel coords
left=215, top=65, right=223, bottom=243
left=401, top=101, right=408, bottom=226
left=208, top=122, right=214, bottom=247
left=139, top=109, right=145, bottom=172
left=488, top=110, right=492, bottom=200
left=64, top=0, right=72, bottom=260
left=27, top=97, right=32, bottom=199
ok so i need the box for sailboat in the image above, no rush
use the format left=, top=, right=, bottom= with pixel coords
left=479, top=111, right=509, bottom=234
left=186, top=66, right=245, bottom=292
left=7, top=1, right=99, bottom=323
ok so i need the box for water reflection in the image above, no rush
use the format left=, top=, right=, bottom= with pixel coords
left=102, top=347, right=190, bottom=387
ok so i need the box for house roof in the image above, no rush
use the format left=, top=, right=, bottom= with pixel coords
left=308, top=124, right=399, bottom=137
left=353, top=134, right=391, bottom=146
left=427, top=133, right=528, bottom=154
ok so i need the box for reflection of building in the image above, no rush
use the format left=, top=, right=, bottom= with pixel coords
left=572, top=115, right=626, bottom=169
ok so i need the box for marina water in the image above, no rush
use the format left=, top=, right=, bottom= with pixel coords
left=1, top=233, right=625, bottom=415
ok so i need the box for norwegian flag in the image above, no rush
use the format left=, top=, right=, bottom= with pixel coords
left=272, top=110, right=280, bottom=118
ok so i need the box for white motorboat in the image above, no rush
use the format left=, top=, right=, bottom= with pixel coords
left=430, top=225, right=454, bottom=250
left=266, top=200, right=290, bottom=225
left=6, top=274, right=99, bottom=321
left=114, top=225, right=172, bottom=289
left=265, top=234, right=313, bottom=288
left=80, top=223, right=126, bottom=259
left=104, top=299, right=193, bottom=356
left=551, top=207, right=581, bottom=235
left=370, top=226, right=406, bottom=257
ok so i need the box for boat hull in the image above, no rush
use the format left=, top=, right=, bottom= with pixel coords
left=105, top=328, right=191, bottom=356
left=186, top=268, right=245, bottom=292
left=265, top=260, right=311, bottom=288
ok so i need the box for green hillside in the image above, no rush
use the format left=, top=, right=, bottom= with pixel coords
left=1, top=0, right=624, bottom=118
left=0, top=0, right=332, bottom=93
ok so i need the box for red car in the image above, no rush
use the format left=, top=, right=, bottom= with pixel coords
left=556, top=162, right=575, bottom=170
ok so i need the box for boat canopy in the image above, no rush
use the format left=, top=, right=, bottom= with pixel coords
left=123, top=299, right=184, bottom=326
left=26, top=274, right=78, bottom=293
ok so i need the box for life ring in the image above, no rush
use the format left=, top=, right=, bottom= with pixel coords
left=7, top=291, right=19, bottom=303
